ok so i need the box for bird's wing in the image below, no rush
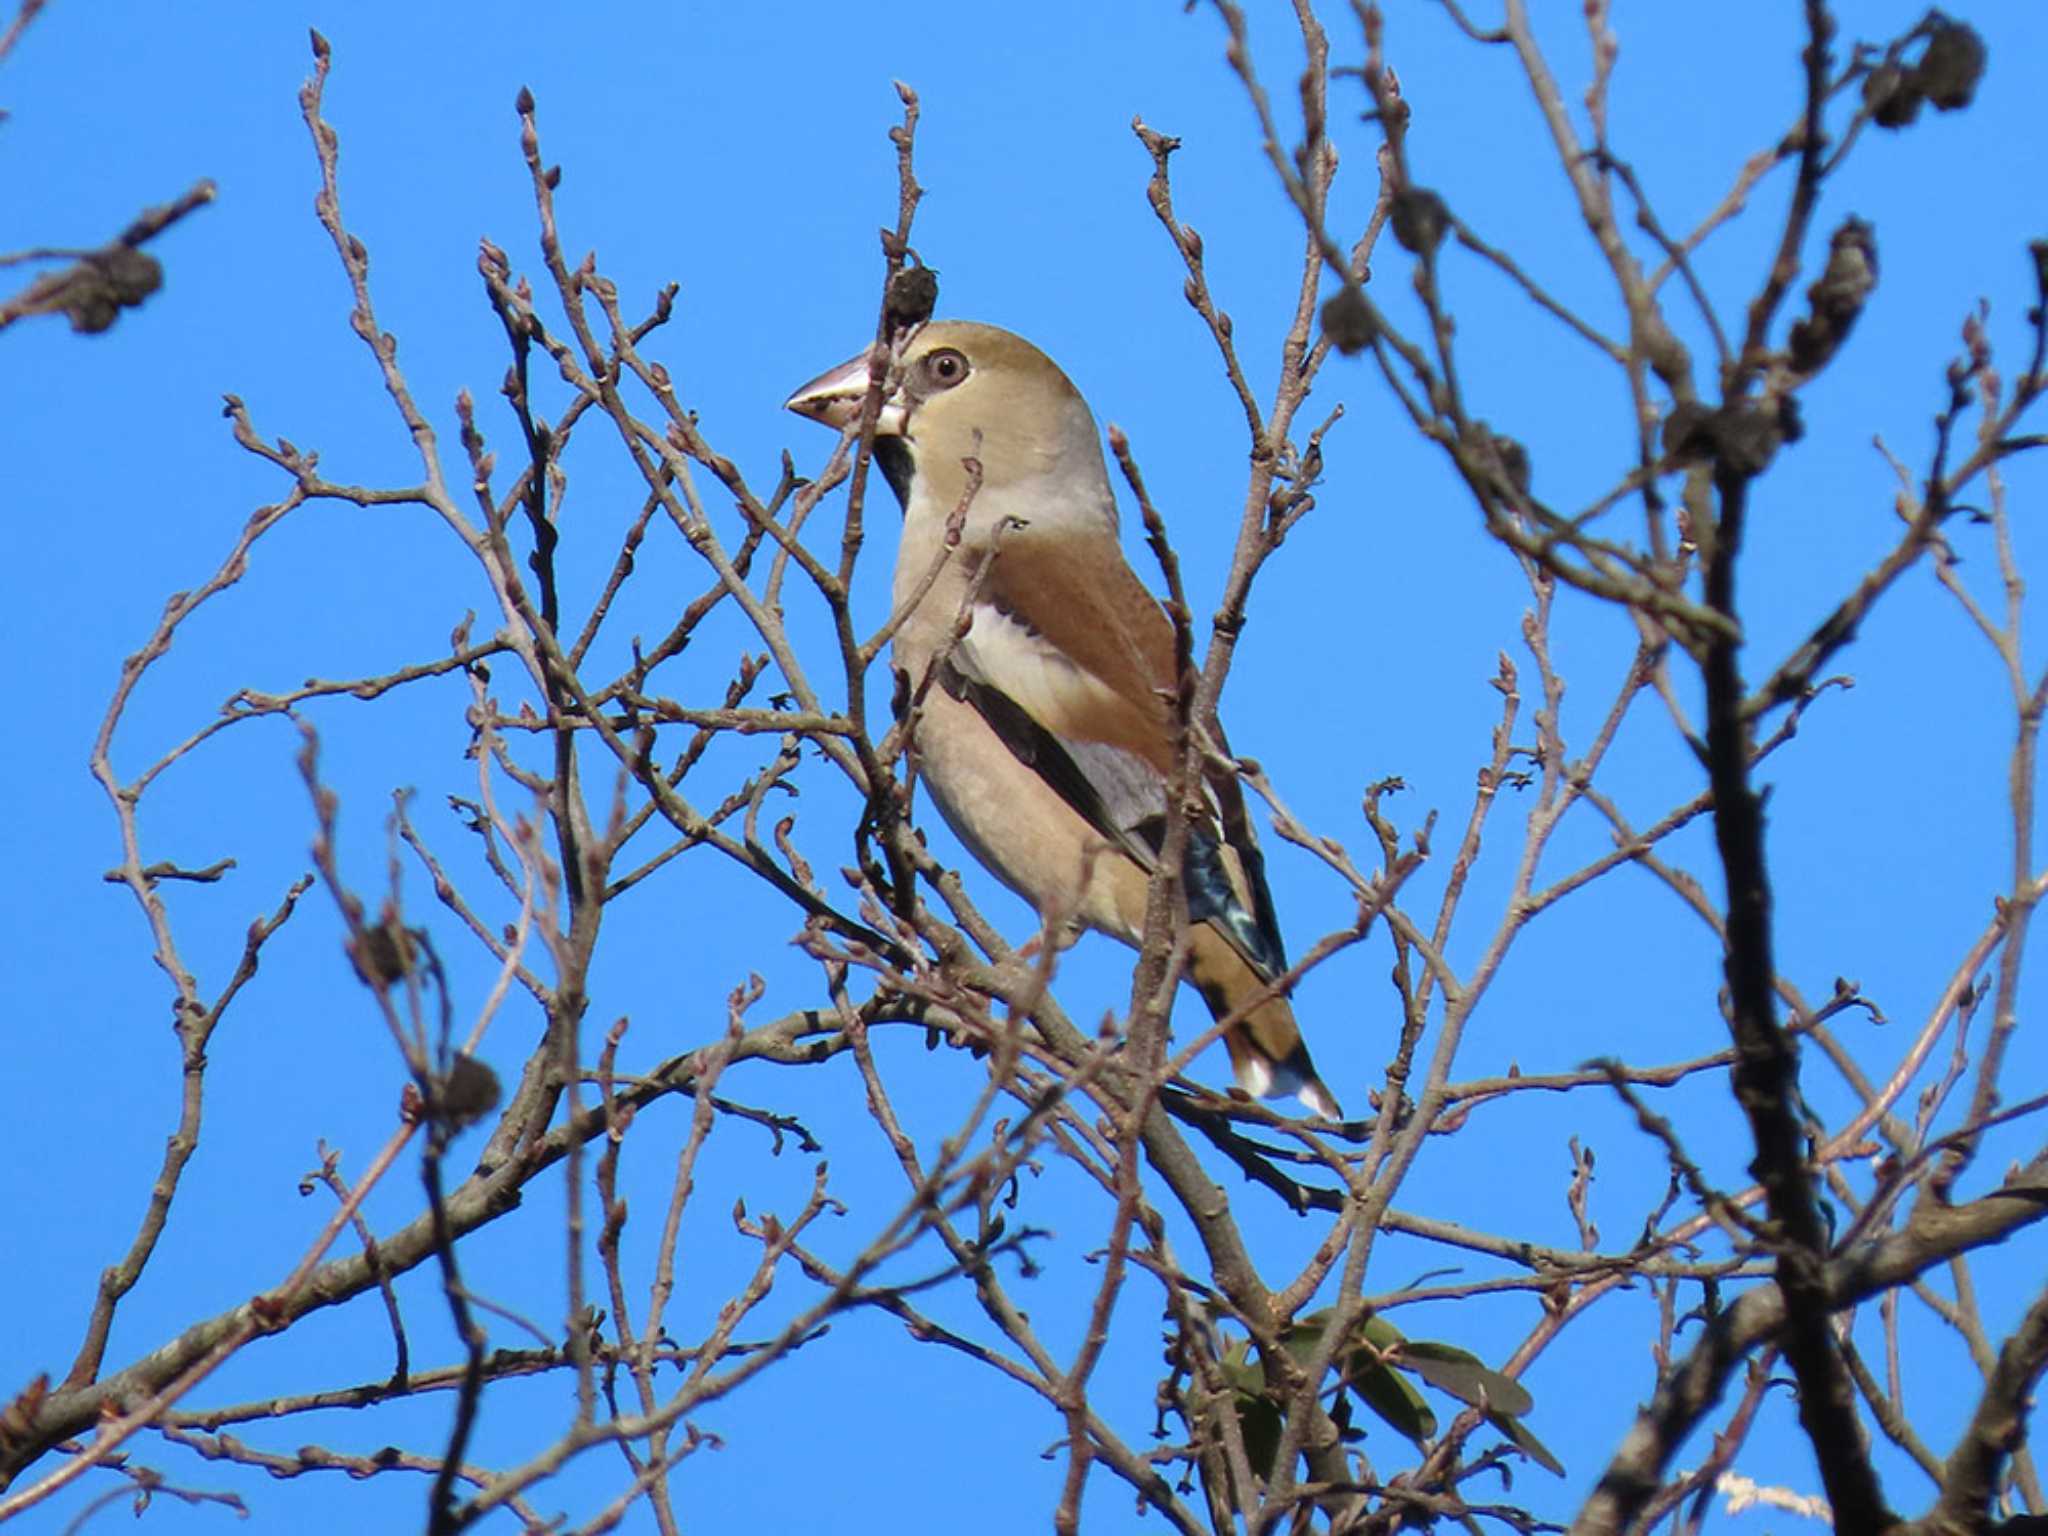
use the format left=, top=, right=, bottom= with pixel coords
left=941, top=529, right=1288, bottom=978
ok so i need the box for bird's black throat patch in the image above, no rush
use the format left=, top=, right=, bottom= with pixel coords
left=873, top=438, right=914, bottom=509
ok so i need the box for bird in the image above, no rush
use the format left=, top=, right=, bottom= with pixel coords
left=785, top=320, right=1340, bottom=1119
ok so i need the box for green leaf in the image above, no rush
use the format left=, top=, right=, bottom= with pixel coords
left=1220, top=1336, right=1284, bottom=1475
left=1232, top=1388, right=1285, bottom=1476
left=1394, top=1340, right=1534, bottom=1418
left=1356, top=1313, right=1408, bottom=1352
left=1219, top=1337, right=1265, bottom=1398
left=1284, top=1311, right=1437, bottom=1445
left=1341, top=1349, right=1437, bottom=1444
left=1219, top=1316, right=1544, bottom=1464
left=1489, top=1411, right=1566, bottom=1477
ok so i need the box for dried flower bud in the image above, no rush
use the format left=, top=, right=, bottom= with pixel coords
left=105, top=247, right=162, bottom=299
left=1863, top=62, right=1923, bottom=129
left=886, top=262, right=939, bottom=331
left=436, top=1053, right=502, bottom=1132
left=1321, top=286, right=1375, bottom=355
left=348, top=919, right=415, bottom=987
left=1464, top=421, right=1531, bottom=499
left=1660, top=397, right=1788, bottom=476
left=1710, top=401, right=1785, bottom=478
left=1661, top=401, right=1713, bottom=463
left=39, top=247, right=165, bottom=334
left=1788, top=217, right=1878, bottom=379
left=64, top=292, right=118, bottom=335
left=1915, top=19, right=1986, bottom=111
left=1493, top=434, right=1532, bottom=498
left=1776, top=394, right=1805, bottom=447
left=1390, top=187, right=1450, bottom=255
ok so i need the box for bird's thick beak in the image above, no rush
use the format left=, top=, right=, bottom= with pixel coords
left=783, top=348, right=906, bottom=434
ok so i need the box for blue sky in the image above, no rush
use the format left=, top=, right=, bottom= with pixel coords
left=7, top=2, right=2047, bottom=1531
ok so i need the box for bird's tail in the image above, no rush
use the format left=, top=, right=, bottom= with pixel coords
left=1188, top=927, right=1342, bottom=1119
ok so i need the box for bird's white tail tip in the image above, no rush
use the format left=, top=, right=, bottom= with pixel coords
left=1240, top=1054, right=1343, bottom=1121
left=1296, top=1079, right=1343, bottom=1122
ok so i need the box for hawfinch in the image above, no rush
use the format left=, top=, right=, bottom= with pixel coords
left=786, top=321, right=1340, bottom=1119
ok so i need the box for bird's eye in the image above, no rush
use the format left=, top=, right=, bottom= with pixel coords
left=922, top=348, right=969, bottom=390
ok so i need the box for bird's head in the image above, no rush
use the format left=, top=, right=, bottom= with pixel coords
left=785, top=320, right=1114, bottom=532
